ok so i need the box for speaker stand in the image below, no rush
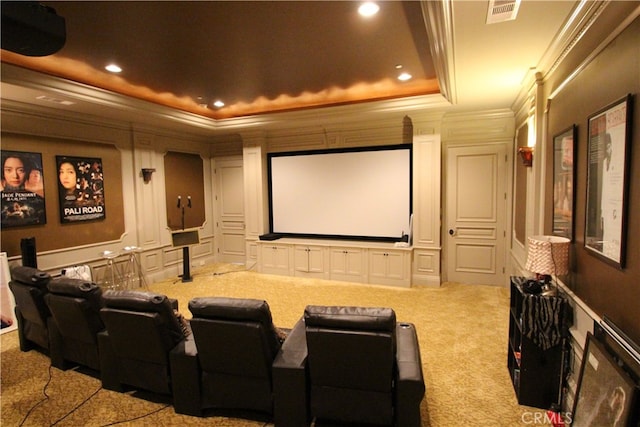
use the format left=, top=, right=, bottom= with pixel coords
left=181, top=246, right=192, bottom=283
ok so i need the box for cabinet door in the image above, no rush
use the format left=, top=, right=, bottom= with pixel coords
left=295, top=246, right=325, bottom=274
left=385, top=251, right=406, bottom=280
left=330, top=249, right=348, bottom=275
left=369, top=249, right=410, bottom=286
left=369, top=250, right=389, bottom=280
left=262, top=245, right=291, bottom=273
left=294, top=246, right=310, bottom=272
left=307, top=246, right=325, bottom=274
left=344, top=249, right=364, bottom=276
left=273, top=246, right=290, bottom=270
left=330, top=247, right=365, bottom=282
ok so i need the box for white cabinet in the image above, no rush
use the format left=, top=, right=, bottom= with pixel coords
left=294, top=245, right=327, bottom=278
left=259, top=244, right=292, bottom=275
left=329, top=247, right=366, bottom=283
left=368, top=249, right=410, bottom=287
left=258, top=239, right=412, bottom=287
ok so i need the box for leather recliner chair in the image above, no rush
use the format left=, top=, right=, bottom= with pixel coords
left=98, top=290, right=187, bottom=395
left=301, top=305, right=425, bottom=427
left=8, top=265, right=52, bottom=352
left=171, top=297, right=284, bottom=419
left=45, top=277, right=105, bottom=371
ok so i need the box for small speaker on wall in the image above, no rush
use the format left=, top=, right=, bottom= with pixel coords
left=20, top=237, right=37, bottom=268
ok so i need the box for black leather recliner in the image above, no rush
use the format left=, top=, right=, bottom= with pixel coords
left=45, top=276, right=105, bottom=371
left=98, top=290, right=187, bottom=395
left=8, top=265, right=52, bottom=352
left=299, top=305, right=425, bottom=427
left=171, top=297, right=283, bottom=419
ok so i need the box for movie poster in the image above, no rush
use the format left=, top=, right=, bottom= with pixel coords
left=56, top=156, right=106, bottom=223
left=1, top=150, right=46, bottom=227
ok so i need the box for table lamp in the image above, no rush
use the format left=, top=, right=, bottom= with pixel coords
left=525, top=235, right=570, bottom=296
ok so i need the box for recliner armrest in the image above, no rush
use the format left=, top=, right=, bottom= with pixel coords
left=274, top=318, right=307, bottom=369
left=395, top=322, right=425, bottom=427
left=170, top=334, right=201, bottom=416
left=273, top=318, right=310, bottom=427
left=97, top=330, right=122, bottom=392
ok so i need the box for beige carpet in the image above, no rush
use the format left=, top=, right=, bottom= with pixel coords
left=1, top=264, right=544, bottom=426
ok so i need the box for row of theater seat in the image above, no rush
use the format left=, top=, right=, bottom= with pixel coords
left=8, top=265, right=426, bottom=427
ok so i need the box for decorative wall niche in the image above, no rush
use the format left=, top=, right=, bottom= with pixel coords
left=164, top=151, right=205, bottom=230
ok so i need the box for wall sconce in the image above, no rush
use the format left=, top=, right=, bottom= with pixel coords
left=141, top=168, right=156, bottom=183
left=518, top=146, right=534, bottom=167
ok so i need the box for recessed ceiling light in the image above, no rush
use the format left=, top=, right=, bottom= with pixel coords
left=397, top=72, right=412, bottom=82
left=213, top=100, right=225, bottom=108
left=358, top=2, right=379, bottom=17
left=105, top=64, right=122, bottom=73
left=197, top=96, right=208, bottom=108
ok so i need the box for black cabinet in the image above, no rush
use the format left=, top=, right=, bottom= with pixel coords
left=508, top=276, right=566, bottom=409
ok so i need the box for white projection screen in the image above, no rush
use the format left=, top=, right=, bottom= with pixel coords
left=268, top=145, right=412, bottom=241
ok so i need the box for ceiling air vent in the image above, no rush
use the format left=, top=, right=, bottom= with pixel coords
left=486, top=0, right=521, bottom=24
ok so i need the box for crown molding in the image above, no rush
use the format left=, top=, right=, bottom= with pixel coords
left=421, top=0, right=457, bottom=105
left=1, top=63, right=218, bottom=133
left=2, top=63, right=452, bottom=137
left=511, top=0, right=609, bottom=112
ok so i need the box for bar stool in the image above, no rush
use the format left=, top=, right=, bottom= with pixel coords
left=121, top=246, right=148, bottom=290
left=100, top=250, right=121, bottom=290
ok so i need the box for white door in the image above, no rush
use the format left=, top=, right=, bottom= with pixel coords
left=446, top=143, right=508, bottom=285
left=214, top=157, right=245, bottom=264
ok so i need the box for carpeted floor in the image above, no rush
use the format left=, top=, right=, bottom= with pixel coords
left=1, top=263, right=545, bottom=426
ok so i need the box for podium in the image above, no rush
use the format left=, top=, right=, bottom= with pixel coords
left=171, top=229, right=200, bottom=282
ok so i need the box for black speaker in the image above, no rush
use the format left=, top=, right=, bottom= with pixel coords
left=20, top=237, right=37, bottom=268
left=1, top=2, right=66, bottom=57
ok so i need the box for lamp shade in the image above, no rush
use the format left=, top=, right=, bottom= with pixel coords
left=525, top=235, right=570, bottom=276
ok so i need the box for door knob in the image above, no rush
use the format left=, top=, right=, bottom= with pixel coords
left=449, top=229, right=455, bottom=236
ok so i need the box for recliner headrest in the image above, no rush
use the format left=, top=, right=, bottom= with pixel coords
left=102, top=290, right=185, bottom=343
left=189, top=297, right=273, bottom=326
left=304, top=305, right=396, bottom=332
left=48, top=277, right=101, bottom=297
left=10, top=265, right=51, bottom=288
left=48, top=277, right=103, bottom=311
left=102, top=290, right=173, bottom=314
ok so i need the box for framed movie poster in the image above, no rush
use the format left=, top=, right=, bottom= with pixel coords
left=1, top=150, right=46, bottom=227
left=56, top=156, right=106, bottom=223
left=584, top=94, right=633, bottom=268
left=572, top=333, right=638, bottom=427
left=552, top=125, right=577, bottom=240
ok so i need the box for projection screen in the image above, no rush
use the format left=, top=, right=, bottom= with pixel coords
left=268, top=144, right=412, bottom=241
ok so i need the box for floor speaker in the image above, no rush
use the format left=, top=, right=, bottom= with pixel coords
left=20, top=237, right=37, bottom=268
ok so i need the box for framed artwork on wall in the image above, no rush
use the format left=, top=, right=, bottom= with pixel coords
left=56, top=156, right=106, bottom=223
left=1, top=150, right=46, bottom=227
left=584, top=94, right=633, bottom=268
left=572, top=333, right=638, bottom=427
left=552, top=125, right=577, bottom=240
